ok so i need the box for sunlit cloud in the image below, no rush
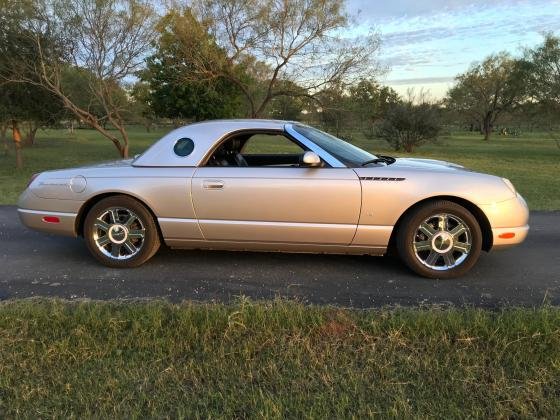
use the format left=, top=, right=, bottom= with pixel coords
left=346, top=0, right=560, bottom=98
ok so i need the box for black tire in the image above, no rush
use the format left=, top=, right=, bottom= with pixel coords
left=84, top=195, right=161, bottom=268
left=396, top=200, right=482, bottom=279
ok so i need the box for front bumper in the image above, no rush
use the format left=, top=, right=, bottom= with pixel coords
left=491, top=225, right=529, bottom=249
left=18, top=208, right=78, bottom=237
left=479, top=193, right=530, bottom=250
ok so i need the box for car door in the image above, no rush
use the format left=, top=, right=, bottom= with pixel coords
left=191, top=131, right=361, bottom=245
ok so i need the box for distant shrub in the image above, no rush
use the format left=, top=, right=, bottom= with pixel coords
left=376, top=101, right=442, bottom=152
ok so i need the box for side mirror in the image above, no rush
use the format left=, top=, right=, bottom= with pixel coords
left=301, top=151, right=322, bottom=167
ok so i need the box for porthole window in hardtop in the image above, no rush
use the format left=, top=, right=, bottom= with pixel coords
left=173, top=138, right=195, bottom=157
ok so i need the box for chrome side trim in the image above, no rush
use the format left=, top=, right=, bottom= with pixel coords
left=351, top=225, right=394, bottom=247
left=198, top=218, right=357, bottom=243
left=18, top=208, right=78, bottom=217
left=199, top=219, right=354, bottom=229
left=285, top=124, right=346, bottom=168
left=158, top=217, right=204, bottom=241
left=165, top=238, right=387, bottom=256
left=158, top=217, right=199, bottom=224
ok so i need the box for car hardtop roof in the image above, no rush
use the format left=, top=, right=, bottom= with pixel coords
left=132, top=119, right=304, bottom=167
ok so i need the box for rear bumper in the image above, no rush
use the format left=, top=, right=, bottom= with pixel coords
left=18, top=208, right=78, bottom=237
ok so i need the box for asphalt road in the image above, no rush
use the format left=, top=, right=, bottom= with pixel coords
left=1, top=205, right=559, bottom=307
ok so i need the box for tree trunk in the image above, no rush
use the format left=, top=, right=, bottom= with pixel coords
left=1, top=123, right=8, bottom=156
left=12, top=120, right=23, bottom=169
left=482, top=118, right=492, bottom=141
left=24, top=122, right=38, bottom=146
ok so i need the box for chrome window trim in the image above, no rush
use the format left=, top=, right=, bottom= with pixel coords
left=284, top=124, right=346, bottom=168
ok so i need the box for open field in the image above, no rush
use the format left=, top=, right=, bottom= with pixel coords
left=1, top=127, right=559, bottom=209
left=0, top=299, right=559, bottom=417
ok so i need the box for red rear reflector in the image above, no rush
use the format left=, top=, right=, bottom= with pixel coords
left=42, top=216, right=60, bottom=224
left=498, top=232, right=515, bottom=239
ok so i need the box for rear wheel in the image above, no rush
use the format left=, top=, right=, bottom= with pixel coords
left=84, top=196, right=160, bottom=268
left=396, top=200, right=482, bottom=279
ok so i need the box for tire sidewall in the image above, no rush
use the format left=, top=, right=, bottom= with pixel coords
left=397, top=201, right=482, bottom=279
left=84, top=196, right=160, bottom=268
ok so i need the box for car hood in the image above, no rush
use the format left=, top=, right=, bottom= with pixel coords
left=390, top=157, right=469, bottom=172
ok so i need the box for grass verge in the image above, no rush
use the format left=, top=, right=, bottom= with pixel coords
left=1, top=299, right=559, bottom=418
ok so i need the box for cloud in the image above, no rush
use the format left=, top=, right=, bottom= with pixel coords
left=386, top=76, right=456, bottom=85
left=346, top=0, right=560, bottom=98
left=348, top=0, right=528, bottom=19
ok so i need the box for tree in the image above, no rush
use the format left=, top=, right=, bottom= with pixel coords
left=446, top=53, right=527, bottom=140
left=523, top=34, right=560, bottom=147
left=266, top=80, right=308, bottom=120
left=376, top=93, right=441, bottom=153
left=0, top=81, right=65, bottom=168
left=525, top=34, right=560, bottom=105
left=129, top=82, right=157, bottom=132
left=166, top=0, right=380, bottom=117
left=0, top=0, right=157, bottom=158
left=348, top=80, right=399, bottom=138
left=315, top=84, right=351, bottom=137
left=141, top=11, right=245, bottom=122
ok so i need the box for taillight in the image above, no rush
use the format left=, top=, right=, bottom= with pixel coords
left=27, top=173, right=40, bottom=188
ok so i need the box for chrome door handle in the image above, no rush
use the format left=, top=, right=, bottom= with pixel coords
left=203, top=180, right=224, bottom=189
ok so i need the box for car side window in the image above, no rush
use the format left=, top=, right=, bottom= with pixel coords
left=242, top=134, right=304, bottom=154
left=206, top=132, right=314, bottom=167
left=173, top=138, right=195, bottom=157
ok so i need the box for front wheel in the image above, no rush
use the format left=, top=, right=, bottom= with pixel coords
left=84, top=195, right=161, bottom=268
left=396, top=200, right=482, bottom=279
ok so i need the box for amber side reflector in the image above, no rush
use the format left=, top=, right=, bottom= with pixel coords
left=42, top=216, right=60, bottom=224
left=498, top=232, right=515, bottom=239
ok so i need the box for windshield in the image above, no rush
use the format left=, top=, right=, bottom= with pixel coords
left=292, top=125, right=376, bottom=167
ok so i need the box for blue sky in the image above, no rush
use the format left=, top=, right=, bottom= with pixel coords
left=346, top=0, right=560, bottom=98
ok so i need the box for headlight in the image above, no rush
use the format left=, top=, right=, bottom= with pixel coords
left=502, top=178, right=516, bottom=194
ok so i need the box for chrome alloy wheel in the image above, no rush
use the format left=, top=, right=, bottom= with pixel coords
left=412, top=213, right=472, bottom=271
left=92, top=207, right=146, bottom=260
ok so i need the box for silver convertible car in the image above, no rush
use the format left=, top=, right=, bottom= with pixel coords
left=18, top=120, right=529, bottom=278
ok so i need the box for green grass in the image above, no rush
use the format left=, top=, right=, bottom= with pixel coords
left=0, top=299, right=559, bottom=418
left=1, top=127, right=559, bottom=209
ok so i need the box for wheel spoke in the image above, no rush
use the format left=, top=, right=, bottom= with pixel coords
left=111, top=244, right=122, bottom=258
left=108, top=209, right=119, bottom=224
left=438, top=214, right=448, bottom=231
left=128, top=229, right=145, bottom=239
left=425, top=251, right=440, bottom=266
left=453, top=242, right=471, bottom=253
left=449, top=223, right=466, bottom=238
left=123, top=240, right=137, bottom=254
left=96, top=235, right=110, bottom=247
left=124, top=215, right=138, bottom=228
left=419, top=223, right=436, bottom=238
left=443, top=252, right=456, bottom=267
left=414, top=240, right=432, bottom=252
left=94, top=219, right=110, bottom=232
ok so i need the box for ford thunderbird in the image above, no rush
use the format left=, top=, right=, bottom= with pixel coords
left=18, top=120, right=529, bottom=278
